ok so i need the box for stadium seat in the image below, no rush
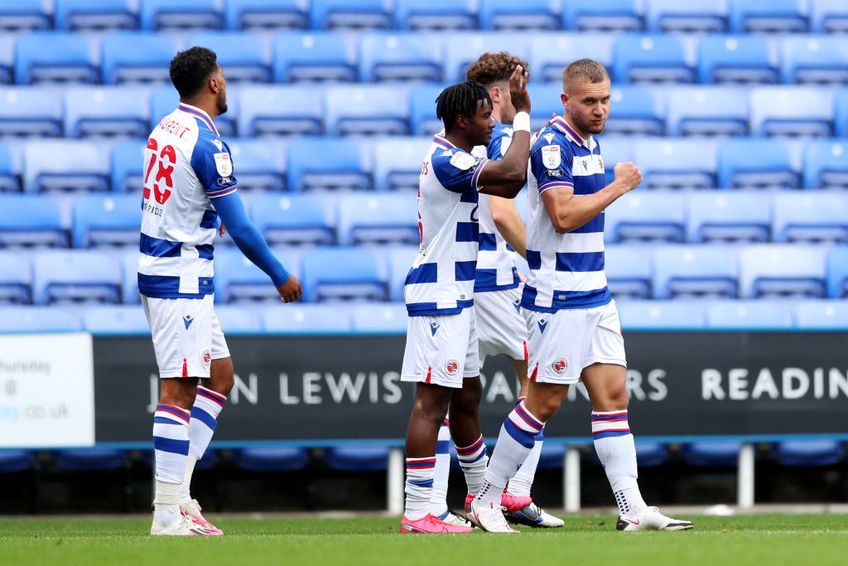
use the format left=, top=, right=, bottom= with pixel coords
left=772, top=193, right=848, bottom=244
left=647, top=0, right=727, bottom=33
left=617, top=300, right=706, bottom=330
left=729, top=0, right=808, bottom=33
left=683, top=442, right=740, bottom=467
left=598, top=137, right=631, bottom=184
left=384, top=246, right=417, bottom=302
left=350, top=302, right=407, bottom=333
left=0, top=87, right=61, bottom=138
left=479, top=0, right=559, bottom=31
left=226, top=0, right=308, bottom=31
left=64, top=86, right=149, bottom=139
left=72, top=194, right=141, bottom=248
left=101, top=33, right=177, bottom=85
left=0, top=142, right=16, bottom=191
left=666, top=86, right=749, bottom=136
left=82, top=305, right=149, bottom=334
left=359, top=34, right=442, bottom=83
left=0, top=194, right=66, bottom=248
left=795, top=300, right=848, bottom=329
left=121, top=253, right=139, bottom=303
left=529, top=33, right=616, bottom=83
left=563, top=0, right=643, bottom=33
left=0, top=0, right=51, bottom=32
left=226, top=139, right=285, bottom=191
left=325, top=85, right=409, bottom=136
left=24, top=140, right=109, bottom=193
left=612, top=35, right=693, bottom=84
left=717, top=138, right=798, bottom=189
left=55, top=0, right=138, bottom=32
left=0, top=35, right=14, bottom=84
left=635, top=442, right=669, bottom=468
left=286, top=138, right=369, bottom=192
left=0, top=450, right=34, bottom=473
left=526, top=83, right=567, bottom=129
left=251, top=193, right=336, bottom=247
left=443, top=33, right=530, bottom=83
left=776, top=441, right=845, bottom=466
left=236, top=448, right=309, bottom=472
left=301, top=247, right=387, bottom=302
left=372, top=137, right=430, bottom=192
left=604, top=245, right=653, bottom=300
left=810, top=0, right=848, bottom=33
left=686, top=191, right=771, bottom=243
left=394, top=0, right=475, bottom=31
left=14, top=32, right=97, bottom=85
left=214, top=249, right=287, bottom=303
left=409, top=84, right=448, bottom=136
left=738, top=244, right=828, bottom=299
left=214, top=305, right=261, bottom=333
left=110, top=140, right=144, bottom=193
left=749, top=87, right=834, bottom=137
left=836, top=88, right=848, bottom=137
left=803, top=139, right=848, bottom=189
left=826, top=246, right=848, bottom=298
left=631, top=139, right=717, bottom=189
left=653, top=245, right=739, bottom=299
left=0, top=252, right=31, bottom=304
left=604, top=85, right=663, bottom=136
left=310, top=0, right=392, bottom=31
left=697, top=35, right=778, bottom=85
left=272, top=33, right=356, bottom=83
left=605, top=191, right=686, bottom=243
left=782, top=36, right=848, bottom=85
left=238, top=85, right=322, bottom=137
left=0, top=307, right=82, bottom=332
left=188, top=32, right=270, bottom=83
left=32, top=250, right=122, bottom=304
left=706, top=300, right=795, bottom=328
left=337, top=193, right=418, bottom=246
left=261, top=304, right=352, bottom=333
left=324, top=446, right=389, bottom=471
left=140, top=0, right=223, bottom=31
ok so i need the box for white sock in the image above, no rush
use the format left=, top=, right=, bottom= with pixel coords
left=592, top=410, right=647, bottom=517
left=429, top=418, right=451, bottom=518
left=455, top=434, right=488, bottom=496
left=404, top=456, right=436, bottom=520
left=508, top=428, right=543, bottom=497
left=182, top=385, right=226, bottom=500
left=153, top=480, right=182, bottom=525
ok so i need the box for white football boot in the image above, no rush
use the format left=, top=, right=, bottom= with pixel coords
left=506, top=501, right=565, bottom=528
left=151, top=513, right=212, bottom=536
left=468, top=499, right=517, bottom=533
left=616, top=506, right=694, bottom=532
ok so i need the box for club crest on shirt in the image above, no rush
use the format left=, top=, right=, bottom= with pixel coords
left=213, top=152, right=232, bottom=177
left=449, top=151, right=477, bottom=171
left=541, top=145, right=561, bottom=169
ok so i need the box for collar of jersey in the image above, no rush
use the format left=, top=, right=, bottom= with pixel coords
left=178, top=102, right=220, bottom=137
left=433, top=134, right=455, bottom=150
left=551, top=116, right=595, bottom=151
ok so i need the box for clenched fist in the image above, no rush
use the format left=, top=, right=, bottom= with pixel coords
left=613, top=161, right=642, bottom=192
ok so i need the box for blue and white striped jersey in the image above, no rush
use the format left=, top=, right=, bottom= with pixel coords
left=404, top=134, right=488, bottom=316
left=521, top=116, right=611, bottom=312
left=138, top=103, right=237, bottom=299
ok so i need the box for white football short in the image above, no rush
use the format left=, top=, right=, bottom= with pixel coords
left=142, top=294, right=230, bottom=379
left=401, top=307, right=480, bottom=389
left=524, top=300, right=626, bottom=385
left=475, top=286, right=528, bottom=363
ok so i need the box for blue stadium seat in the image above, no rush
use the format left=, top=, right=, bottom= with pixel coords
left=251, top=193, right=335, bottom=247
left=0, top=307, right=82, bottom=332
left=187, top=32, right=270, bottom=83
left=101, top=32, right=177, bottom=85
left=15, top=32, right=97, bottom=85
left=359, top=34, right=442, bottom=83
left=776, top=441, right=845, bottom=466
left=772, top=193, right=848, bottom=244
left=0, top=252, right=31, bottom=304
left=0, top=194, right=66, bottom=247
left=782, top=36, right=848, bottom=85
left=0, top=35, right=14, bottom=83
left=635, top=442, right=669, bottom=468
left=617, top=300, right=706, bottom=330
left=647, top=0, right=727, bottom=33
left=795, top=300, right=848, bottom=329
left=373, top=137, right=431, bottom=192
left=214, top=249, right=288, bottom=304
left=604, top=245, right=652, bottom=299
left=272, top=33, right=356, bottom=83
left=226, top=139, right=285, bottom=191
left=605, top=85, right=663, bottom=136
left=82, top=305, right=149, bottom=334
left=286, top=138, right=369, bottom=192
left=683, top=442, right=740, bottom=467
left=324, top=446, right=389, bottom=471
left=706, top=300, right=795, bottom=328
left=443, top=33, right=530, bottom=83
left=226, top=0, right=308, bottom=31
left=697, top=35, right=777, bottom=85
left=0, top=142, right=15, bottom=191
left=598, top=137, right=631, bottom=184
left=529, top=34, right=616, bottom=83
left=653, top=245, right=739, bottom=299
left=72, top=194, right=141, bottom=248
left=385, top=245, right=417, bottom=302
left=612, top=35, right=692, bottom=84
left=337, top=193, right=418, bottom=246
left=836, top=88, right=848, bottom=137
left=350, top=302, right=407, bottom=333
left=121, top=253, right=139, bottom=303
left=750, top=86, right=833, bottom=137
left=826, top=247, right=848, bottom=298
left=301, top=247, right=387, bottom=302
left=236, top=448, right=309, bottom=472
left=32, top=250, right=122, bottom=304
left=810, top=0, right=848, bottom=33
left=525, top=84, right=562, bottom=130
left=738, top=244, right=828, bottom=299
left=261, top=304, right=352, bottom=333
left=717, top=138, right=798, bottom=189
left=803, top=139, right=848, bottom=189
left=214, top=305, right=261, bottom=333
left=55, top=0, right=138, bottom=32
left=479, top=0, right=559, bottom=31
left=686, top=191, right=771, bottom=243
left=605, top=191, right=686, bottom=243
left=325, top=85, right=409, bottom=136
left=409, top=84, right=447, bottom=136
left=729, top=0, right=808, bottom=33
left=238, top=85, right=322, bottom=137
left=394, top=0, right=475, bottom=31
left=0, top=0, right=51, bottom=32
left=0, top=87, right=62, bottom=138
left=140, top=0, right=223, bottom=31
left=666, top=86, right=749, bottom=136
left=564, top=0, right=643, bottom=33
left=310, top=0, right=392, bottom=31
left=631, top=139, right=717, bottom=189
left=110, top=140, right=144, bottom=193
left=64, top=86, right=149, bottom=139
left=24, top=140, right=109, bottom=193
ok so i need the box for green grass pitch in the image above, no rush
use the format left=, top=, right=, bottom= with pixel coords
left=2, top=514, right=847, bottom=565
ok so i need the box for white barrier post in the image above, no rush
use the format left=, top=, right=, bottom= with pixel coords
left=387, top=447, right=404, bottom=515
left=737, top=442, right=755, bottom=509
left=564, top=446, right=581, bottom=513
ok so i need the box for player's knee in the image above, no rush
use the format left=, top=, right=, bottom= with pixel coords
left=595, top=386, right=628, bottom=412
left=159, top=378, right=198, bottom=409
left=209, top=357, right=235, bottom=396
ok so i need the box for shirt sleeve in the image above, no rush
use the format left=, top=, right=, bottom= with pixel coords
left=190, top=134, right=238, bottom=199
left=530, top=138, right=573, bottom=194
left=431, top=148, right=488, bottom=193
left=488, top=129, right=513, bottom=159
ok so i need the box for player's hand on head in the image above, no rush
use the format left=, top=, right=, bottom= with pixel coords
left=218, top=223, right=226, bottom=238
left=509, top=65, right=531, bottom=114
left=613, top=161, right=642, bottom=192
left=276, top=274, right=302, bottom=303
